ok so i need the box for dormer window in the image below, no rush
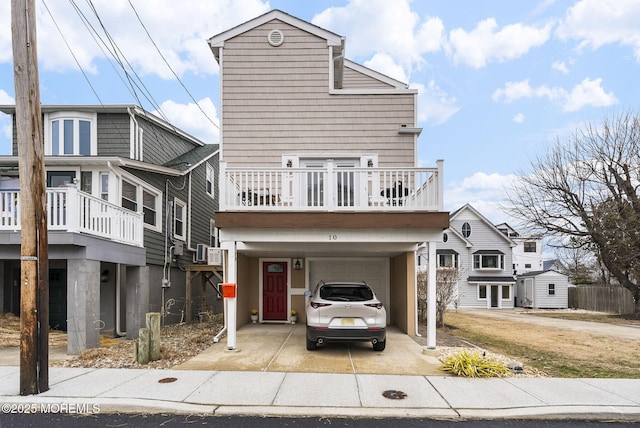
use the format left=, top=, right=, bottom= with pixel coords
left=45, top=112, right=97, bottom=156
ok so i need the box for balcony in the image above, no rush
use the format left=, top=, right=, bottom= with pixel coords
left=0, top=186, right=144, bottom=247
left=220, top=160, right=444, bottom=212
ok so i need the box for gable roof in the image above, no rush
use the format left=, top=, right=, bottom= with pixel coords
left=164, top=144, right=219, bottom=173
left=207, top=9, right=344, bottom=62
left=450, top=204, right=516, bottom=247
left=0, top=104, right=206, bottom=147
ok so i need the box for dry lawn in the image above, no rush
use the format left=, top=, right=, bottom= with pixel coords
left=0, top=312, right=66, bottom=348
left=442, top=311, right=640, bottom=378
left=0, top=311, right=223, bottom=369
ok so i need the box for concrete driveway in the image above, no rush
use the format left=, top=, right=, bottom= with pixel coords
left=174, top=323, right=446, bottom=375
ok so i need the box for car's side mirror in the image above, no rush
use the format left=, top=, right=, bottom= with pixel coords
left=304, top=290, right=312, bottom=297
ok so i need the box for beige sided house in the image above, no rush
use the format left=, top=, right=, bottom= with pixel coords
left=207, top=10, right=448, bottom=345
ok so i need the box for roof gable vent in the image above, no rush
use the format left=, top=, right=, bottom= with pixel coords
left=268, top=29, right=284, bottom=47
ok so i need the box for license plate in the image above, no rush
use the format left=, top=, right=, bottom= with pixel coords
left=340, top=318, right=355, bottom=326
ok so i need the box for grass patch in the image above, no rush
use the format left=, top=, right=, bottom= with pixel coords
left=443, top=318, right=640, bottom=378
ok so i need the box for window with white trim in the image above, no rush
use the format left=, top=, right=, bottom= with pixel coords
left=209, top=218, right=219, bottom=247
left=474, top=252, right=505, bottom=270
left=478, top=285, right=487, bottom=299
left=174, top=198, right=186, bottom=241
left=438, top=253, right=458, bottom=268
left=524, top=241, right=537, bottom=252
left=502, top=285, right=510, bottom=300
left=100, top=173, right=109, bottom=201
left=548, top=283, right=555, bottom=295
left=206, top=163, right=215, bottom=198
left=121, top=177, right=161, bottom=231
left=462, top=222, right=471, bottom=238
left=45, top=112, right=97, bottom=156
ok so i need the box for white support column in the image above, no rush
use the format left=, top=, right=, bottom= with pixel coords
left=226, top=241, right=237, bottom=350
left=427, top=240, right=437, bottom=349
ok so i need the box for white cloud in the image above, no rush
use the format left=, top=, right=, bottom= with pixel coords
left=445, top=172, right=518, bottom=225
left=562, top=77, right=618, bottom=112
left=448, top=18, right=552, bottom=68
left=552, top=60, right=569, bottom=74
left=363, top=54, right=408, bottom=83
left=492, top=78, right=617, bottom=111
left=557, top=0, right=640, bottom=61
left=1, top=0, right=270, bottom=77
left=0, top=89, right=14, bottom=104
left=413, top=81, right=460, bottom=125
left=513, top=113, right=525, bottom=123
left=312, top=0, right=444, bottom=76
left=0, top=90, right=14, bottom=155
left=153, top=98, right=220, bottom=144
left=0, top=2, right=11, bottom=63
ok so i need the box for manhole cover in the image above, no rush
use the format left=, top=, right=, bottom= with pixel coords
left=382, top=390, right=407, bottom=399
left=158, top=377, right=178, bottom=384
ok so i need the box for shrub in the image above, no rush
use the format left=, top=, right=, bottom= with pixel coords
left=440, top=348, right=511, bottom=377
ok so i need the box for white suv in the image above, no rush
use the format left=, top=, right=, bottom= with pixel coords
left=304, top=281, right=387, bottom=351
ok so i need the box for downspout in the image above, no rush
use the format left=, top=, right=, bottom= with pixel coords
left=187, top=171, right=193, bottom=251
left=115, top=264, right=125, bottom=336
left=213, top=247, right=228, bottom=343
left=415, top=244, right=425, bottom=337
left=107, top=160, right=127, bottom=336
left=127, top=107, right=140, bottom=160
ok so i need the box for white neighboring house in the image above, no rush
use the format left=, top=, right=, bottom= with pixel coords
left=430, top=204, right=517, bottom=309
left=495, top=223, right=544, bottom=274
left=516, top=270, right=569, bottom=309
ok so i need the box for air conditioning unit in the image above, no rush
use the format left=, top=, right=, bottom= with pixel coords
left=195, top=244, right=208, bottom=263
left=207, top=248, right=223, bottom=266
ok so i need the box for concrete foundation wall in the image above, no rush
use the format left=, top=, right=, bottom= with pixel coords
left=66, top=259, right=101, bottom=355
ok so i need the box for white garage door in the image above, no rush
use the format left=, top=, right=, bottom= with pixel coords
left=308, top=258, right=389, bottom=322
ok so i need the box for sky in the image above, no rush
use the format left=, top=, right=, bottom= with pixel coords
left=1, top=0, right=639, bottom=227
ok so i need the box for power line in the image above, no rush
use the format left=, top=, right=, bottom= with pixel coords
left=41, top=0, right=104, bottom=105
left=127, top=0, right=219, bottom=130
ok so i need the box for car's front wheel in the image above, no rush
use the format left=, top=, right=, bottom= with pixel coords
left=372, top=339, right=386, bottom=352
left=306, top=336, right=317, bottom=351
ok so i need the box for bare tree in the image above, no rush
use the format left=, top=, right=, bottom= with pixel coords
left=417, top=268, right=461, bottom=328
left=552, top=242, right=598, bottom=285
left=507, top=111, right=640, bottom=312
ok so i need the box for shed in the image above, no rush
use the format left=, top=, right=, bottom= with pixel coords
left=516, top=270, right=569, bottom=309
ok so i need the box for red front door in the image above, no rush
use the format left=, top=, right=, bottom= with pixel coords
left=263, top=262, right=287, bottom=320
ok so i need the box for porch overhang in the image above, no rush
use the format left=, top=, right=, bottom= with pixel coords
left=215, top=211, right=449, bottom=229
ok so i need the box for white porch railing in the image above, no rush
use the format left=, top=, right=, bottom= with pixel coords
left=0, top=186, right=144, bottom=247
left=220, top=160, right=444, bottom=211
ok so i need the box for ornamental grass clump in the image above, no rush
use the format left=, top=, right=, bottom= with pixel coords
left=440, top=348, right=511, bottom=378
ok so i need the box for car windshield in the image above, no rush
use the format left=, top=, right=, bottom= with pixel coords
left=319, top=285, right=373, bottom=302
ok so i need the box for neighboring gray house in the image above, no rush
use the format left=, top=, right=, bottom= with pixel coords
left=0, top=105, right=220, bottom=354
left=208, top=9, right=448, bottom=345
left=516, top=270, right=569, bottom=309
left=435, top=204, right=516, bottom=309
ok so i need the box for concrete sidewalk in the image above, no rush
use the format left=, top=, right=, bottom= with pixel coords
left=1, top=366, right=640, bottom=421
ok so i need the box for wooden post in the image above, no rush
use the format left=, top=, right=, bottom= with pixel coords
left=137, top=328, right=150, bottom=365
left=146, top=312, right=161, bottom=361
left=11, top=0, right=49, bottom=395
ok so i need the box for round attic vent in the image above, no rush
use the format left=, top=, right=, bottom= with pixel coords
left=268, top=29, right=284, bottom=46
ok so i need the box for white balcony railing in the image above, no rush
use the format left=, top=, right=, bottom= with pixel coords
left=0, top=186, right=144, bottom=247
left=220, top=160, right=444, bottom=212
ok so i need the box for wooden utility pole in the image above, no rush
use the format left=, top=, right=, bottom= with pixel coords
left=11, top=0, right=49, bottom=395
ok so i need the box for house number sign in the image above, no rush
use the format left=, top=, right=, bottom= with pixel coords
left=329, top=234, right=338, bottom=240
